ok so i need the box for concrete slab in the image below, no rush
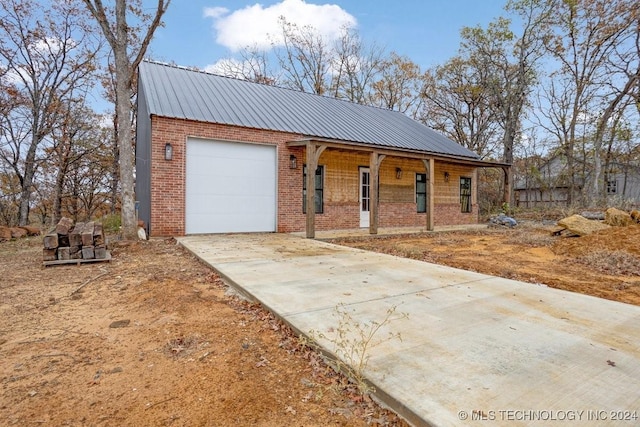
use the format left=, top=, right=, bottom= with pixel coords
left=178, top=233, right=640, bottom=427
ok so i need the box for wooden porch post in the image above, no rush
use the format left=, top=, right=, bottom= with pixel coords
left=305, top=142, right=326, bottom=239
left=369, top=152, right=385, bottom=235
left=423, top=158, right=435, bottom=231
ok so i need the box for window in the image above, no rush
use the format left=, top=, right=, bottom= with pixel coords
left=416, top=173, right=427, bottom=213
left=606, top=178, right=618, bottom=194
left=460, top=177, right=472, bottom=213
left=303, top=165, right=324, bottom=213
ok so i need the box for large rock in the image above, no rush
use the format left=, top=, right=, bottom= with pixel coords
left=0, top=226, right=11, bottom=241
left=489, top=213, right=518, bottom=228
left=10, top=227, right=27, bottom=239
left=605, top=207, right=632, bottom=226
left=557, top=214, right=610, bottom=236
left=580, top=210, right=605, bottom=220
left=19, top=226, right=41, bottom=236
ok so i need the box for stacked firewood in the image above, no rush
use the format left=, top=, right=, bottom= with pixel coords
left=43, top=217, right=107, bottom=262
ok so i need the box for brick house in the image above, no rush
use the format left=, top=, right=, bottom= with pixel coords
left=136, top=61, right=509, bottom=238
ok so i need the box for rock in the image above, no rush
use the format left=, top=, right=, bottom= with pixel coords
left=19, top=226, right=41, bottom=236
left=631, top=210, right=640, bottom=223
left=109, top=319, right=130, bottom=328
left=489, top=213, right=517, bottom=228
left=580, top=210, right=605, bottom=220
left=0, top=226, right=11, bottom=241
left=10, top=227, right=27, bottom=239
left=557, top=214, right=610, bottom=236
left=604, top=207, right=632, bottom=226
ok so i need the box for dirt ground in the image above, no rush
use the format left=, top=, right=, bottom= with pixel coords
left=1, top=223, right=639, bottom=426
left=0, top=237, right=405, bottom=427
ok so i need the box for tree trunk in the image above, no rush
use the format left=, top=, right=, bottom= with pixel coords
left=51, top=165, right=66, bottom=228
left=110, top=114, right=120, bottom=214
left=114, top=0, right=136, bottom=239
left=82, top=0, right=169, bottom=239
left=18, top=134, right=40, bottom=226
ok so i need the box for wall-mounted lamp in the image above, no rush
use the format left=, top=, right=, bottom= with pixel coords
left=444, top=171, right=450, bottom=182
left=164, top=143, right=173, bottom=161
left=396, top=167, right=403, bottom=180
left=289, top=154, right=297, bottom=169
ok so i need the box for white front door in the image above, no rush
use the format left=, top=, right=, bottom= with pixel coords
left=360, top=168, right=370, bottom=228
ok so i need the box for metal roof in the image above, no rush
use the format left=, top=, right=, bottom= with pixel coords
left=138, top=61, right=481, bottom=160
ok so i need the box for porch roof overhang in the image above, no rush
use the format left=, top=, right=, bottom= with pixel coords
left=287, top=137, right=511, bottom=169
left=291, top=136, right=512, bottom=239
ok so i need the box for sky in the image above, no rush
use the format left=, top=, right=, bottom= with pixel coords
left=147, top=0, right=509, bottom=74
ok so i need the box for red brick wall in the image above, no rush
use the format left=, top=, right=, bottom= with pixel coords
left=433, top=203, right=479, bottom=226
left=147, top=116, right=479, bottom=236
left=149, top=116, right=308, bottom=236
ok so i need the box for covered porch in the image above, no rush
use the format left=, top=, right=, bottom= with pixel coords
left=288, top=138, right=511, bottom=239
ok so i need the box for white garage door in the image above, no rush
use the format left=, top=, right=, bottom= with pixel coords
left=185, top=138, right=277, bottom=234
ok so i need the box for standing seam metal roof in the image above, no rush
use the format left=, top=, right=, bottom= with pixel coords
left=138, top=60, right=480, bottom=160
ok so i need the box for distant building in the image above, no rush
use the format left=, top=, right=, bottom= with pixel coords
left=514, top=154, right=640, bottom=208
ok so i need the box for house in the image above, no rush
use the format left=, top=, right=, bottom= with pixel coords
left=135, top=61, right=509, bottom=238
left=514, top=155, right=579, bottom=208
left=514, top=154, right=640, bottom=208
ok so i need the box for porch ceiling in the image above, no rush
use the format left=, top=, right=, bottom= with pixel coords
left=287, top=137, right=510, bottom=169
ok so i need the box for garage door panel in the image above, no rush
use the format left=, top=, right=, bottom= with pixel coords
left=186, top=138, right=277, bottom=234
left=193, top=194, right=275, bottom=213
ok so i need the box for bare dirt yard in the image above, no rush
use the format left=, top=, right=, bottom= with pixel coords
left=1, top=237, right=405, bottom=427
left=1, top=222, right=639, bottom=426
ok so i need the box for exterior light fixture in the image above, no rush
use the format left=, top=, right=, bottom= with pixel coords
left=164, top=143, right=173, bottom=161
left=396, top=167, right=403, bottom=179
left=444, top=171, right=450, bottom=182
left=289, top=154, right=297, bottom=169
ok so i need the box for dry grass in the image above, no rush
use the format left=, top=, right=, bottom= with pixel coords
left=574, top=249, right=640, bottom=276
left=505, top=228, right=557, bottom=247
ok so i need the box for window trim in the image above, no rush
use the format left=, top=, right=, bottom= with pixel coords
left=460, top=176, right=472, bottom=213
left=416, top=173, right=427, bottom=213
left=303, top=164, right=324, bottom=214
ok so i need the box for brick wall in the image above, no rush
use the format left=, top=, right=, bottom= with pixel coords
left=147, top=116, right=479, bottom=236
left=433, top=203, right=479, bottom=226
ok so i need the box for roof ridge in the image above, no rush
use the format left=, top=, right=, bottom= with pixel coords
left=139, top=59, right=481, bottom=160
left=140, top=59, right=405, bottom=115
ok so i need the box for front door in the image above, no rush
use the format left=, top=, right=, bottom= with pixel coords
left=360, top=168, right=370, bottom=228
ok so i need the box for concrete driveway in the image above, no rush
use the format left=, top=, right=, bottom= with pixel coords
left=178, top=233, right=640, bottom=427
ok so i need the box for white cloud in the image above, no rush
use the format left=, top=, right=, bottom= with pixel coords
left=203, top=6, right=228, bottom=19
left=204, top=58, right=241, bottom=76
left=204, top=0, right=357, bottom=52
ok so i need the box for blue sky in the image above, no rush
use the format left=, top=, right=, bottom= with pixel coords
left=149, top=0, right=509, bottom=72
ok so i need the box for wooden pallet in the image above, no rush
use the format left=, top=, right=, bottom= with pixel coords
left=43, top=251, right=112, bottom=267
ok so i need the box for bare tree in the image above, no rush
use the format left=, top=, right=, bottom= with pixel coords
left=457, top=3, right=552, bottom=206
left=370, top=52, right=424, bottom=118
left=330, top=28, right=385, bottom=103
left=539, top=0, right=638, bottom=206
left=420, top=56, right=501, bottom=158
left=45, top=94, right=111, bottom=225
left=273, top=16, right=334, bottom=95
left=0, top=0, right=99, bottom=226
left=214, top=45, right=278, bottom=85
left=588, top=6, right=640, bottom=206
left=82, top=0, right=170, bottom=238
